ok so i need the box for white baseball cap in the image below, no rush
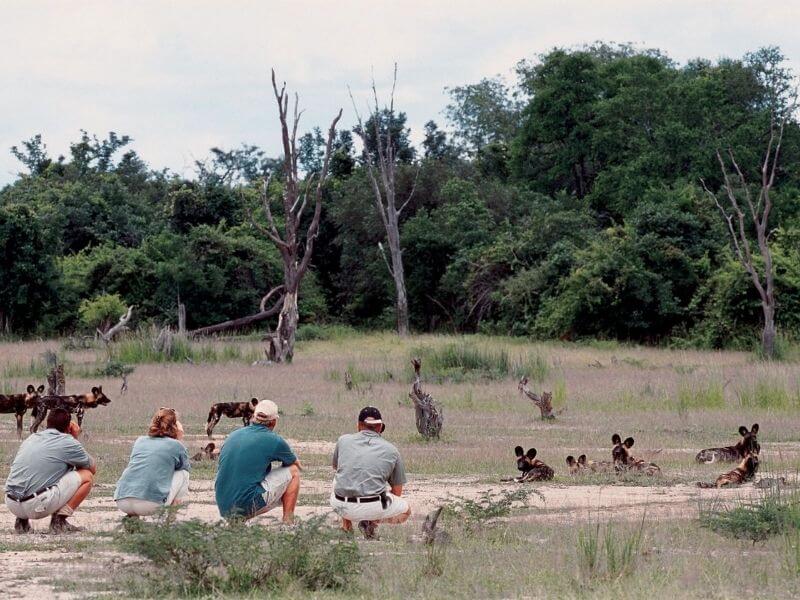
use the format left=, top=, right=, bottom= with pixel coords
left=254, top=399, right=279, bottom=421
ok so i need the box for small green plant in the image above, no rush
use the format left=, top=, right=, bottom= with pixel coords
left=699, top=486, right=800, bottom=543
left=576, top=515, right=646, bottom=583
left=784, top=530, right=800, bottom=575
left=116, top=515, right=360, bottom=595
left=442, top=488, right=541, bottom=531
left=300, top=402, right=315, bottom=417
left=736, top=377, right=798, bottom=410
left=676, top=379, right=725, bottom=415
left=95, top=360, right=134, bottom=378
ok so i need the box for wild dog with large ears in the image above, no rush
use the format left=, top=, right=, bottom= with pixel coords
left=611, top=434, right=660, bottom=476
left=695, top=424, right=760, bottom=464
left=501, top=446, right=554, bottom=482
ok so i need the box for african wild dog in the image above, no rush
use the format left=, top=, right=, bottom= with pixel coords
left=611, top=434, right=661, bottom=476
left=0, top=384, right=45, bottom=438
left=696, top=451, right=759, bottom=488
left=501, top=446, right=554, bottom=482
left=30, top=386, right=111, bottom=433
left=695, top=424, right=760, bottom=464
left=191, top=442, right=220, bottom=461
left=566, top=454, right=614, bottom=475
left=205, top=398, right=259, bottom=437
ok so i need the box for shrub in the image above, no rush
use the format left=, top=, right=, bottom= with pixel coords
left=116, top=516, right=360, bottom=595
left=442, top=488, right=540, bottom=532
left=411, top=342, right=548, bottom=382
left=79, top=293, right=128, bottom=333
left=95, top=360, right=134, bottom=378
left=699, top=487, right=800, bottom=543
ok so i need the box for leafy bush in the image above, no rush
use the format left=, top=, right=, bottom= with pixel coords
left=79, top=293, right=128, bottom=333
left=116, top=516, right=360, bottom=596
left=443, top=488, right=540, bottom=532
left=700, top=487, right=800, bottom=543
left=95, top=360, right=134, bottom=378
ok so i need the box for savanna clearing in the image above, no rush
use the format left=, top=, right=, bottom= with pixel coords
left=1, top=332, right=799, bottom=599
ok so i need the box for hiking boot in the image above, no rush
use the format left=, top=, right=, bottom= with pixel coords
left=358, top=520, right=379, bottom=540
left=13, top=518, right=31, bottom=534
left=49, top=514, right=84, bottom=534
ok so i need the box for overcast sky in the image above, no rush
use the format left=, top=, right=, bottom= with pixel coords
left=1, top=1, right=798, bottom=185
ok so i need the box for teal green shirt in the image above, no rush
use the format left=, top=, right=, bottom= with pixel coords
left=214, top=424, right=297, bottom=518
left=114, top=436, right=191, bottom=503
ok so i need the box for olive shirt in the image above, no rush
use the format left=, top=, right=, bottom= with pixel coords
left=214, top=424, right=297, bottom=518
left=5, top=429, right=93, bottom=499
left=331, top=430, right=407, bottom=497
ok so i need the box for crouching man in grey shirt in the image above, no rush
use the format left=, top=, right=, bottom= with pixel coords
left=330, top=406, right=411, bottom=539
left=5, top=408, right=96, bottom=533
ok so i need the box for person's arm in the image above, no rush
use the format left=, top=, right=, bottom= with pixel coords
left=331, top=440, right=339, bottom=470
left=176, top=442, right=191, bottom=472
left=276, top=438, right=299, bottom=469
left=62, top=436, right=95, bottom=473
left=390, top=484, right=403, bottom=497
left=388, top=453, right=407, bottom=497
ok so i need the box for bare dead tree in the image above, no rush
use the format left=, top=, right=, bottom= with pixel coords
left=350, top=65, right=417, bottom=336
left=409, top=358, right=443, bottom=439
left=98, top=305, right=133, bottom=345
left=250, top=70, right=342, bottom=362
left=700, top=97, right=795, bottom=358
left=518, top=377, right=555, bottom=420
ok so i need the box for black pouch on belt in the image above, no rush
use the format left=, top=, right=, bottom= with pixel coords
left=380, top=491, right=390, bottom=510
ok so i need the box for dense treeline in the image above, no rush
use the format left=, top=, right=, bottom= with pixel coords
left=2, top=43, right=799, bottom=349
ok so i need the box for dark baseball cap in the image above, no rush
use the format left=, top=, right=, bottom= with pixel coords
left=358, top=406, right=383, bottom=426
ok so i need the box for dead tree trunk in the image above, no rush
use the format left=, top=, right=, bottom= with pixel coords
left=409, top=358, right=443, bottom=439
left=518, top=377, right=555, bottom=420
left=177, top=298, right=186, bottom=336
left=250, top=70, right=341, bottom=363
left=700, top=99, right=794, bottom=359
left=351, top=65, right=417, bottom=337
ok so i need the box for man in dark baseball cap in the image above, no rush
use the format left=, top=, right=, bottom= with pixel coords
left=329, top=406, right=410, bottom=539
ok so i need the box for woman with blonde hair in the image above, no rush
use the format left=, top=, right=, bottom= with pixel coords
left=114, top=407, right=191, bottom=517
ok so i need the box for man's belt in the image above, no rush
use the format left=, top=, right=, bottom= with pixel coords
left=334, top=493, right=382, bottom=503
left=6, top=485, right=55, bottom=503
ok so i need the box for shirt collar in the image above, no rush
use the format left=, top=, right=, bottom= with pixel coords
left=360, top=430, right=381, bottom=438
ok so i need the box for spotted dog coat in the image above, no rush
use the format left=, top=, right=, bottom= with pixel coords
left=0, top=384, right=45, bottom=438
left=611, top=434, right=661, bottom=476
left=205, top=398, right=259, bottom=437
left=695, top=424, right=760, bottom=464
left=502, top=446, right=554, bottom=482
left=566, top=454, right=614, bottom=475
left=192, top=442, right=220, bottom=461
left=30, top=386, right=111, bottom=432
left=697, top=453, right=759, bottom=488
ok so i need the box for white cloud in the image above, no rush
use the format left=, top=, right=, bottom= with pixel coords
left=1, top=0, right=798, bottom=184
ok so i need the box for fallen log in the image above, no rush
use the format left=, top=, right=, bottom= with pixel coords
left=189, top=286, right=284, bottom=337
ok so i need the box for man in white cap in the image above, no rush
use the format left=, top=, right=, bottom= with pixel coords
left=214, top=399, right=301, bottom=522
left=330, top=406, right=410, bottom=539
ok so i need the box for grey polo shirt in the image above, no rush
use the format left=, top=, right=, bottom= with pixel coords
left=332, top=430, right=406, bottom=497
left=5, top=429, right=93, bottom=498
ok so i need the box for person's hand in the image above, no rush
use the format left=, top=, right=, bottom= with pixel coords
left=294, top=459, right=304, bottom=471
left=68, top=421, right=81, bottom=439
left=176, top=420, right=185, bottom=441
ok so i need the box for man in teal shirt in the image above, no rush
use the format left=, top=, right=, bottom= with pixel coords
left=214, top=400, right=301, bottom=522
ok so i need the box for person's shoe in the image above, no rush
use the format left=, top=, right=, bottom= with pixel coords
left=358, top=520, right=379, bottom=540
left=13, top=518, right=31, bottom=534
left=49, top=514, right=84, bottom=534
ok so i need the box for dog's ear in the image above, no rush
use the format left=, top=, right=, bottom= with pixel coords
left=251, top=398, right=259, bottom=405
left=91, top=387, right=100, bottom=396
left=624, top=437, right=635, bottom=448
left=739, top=425, right=748, bottom=437
left=526, top=448, right=537, bottom=459
left=514, top=445, right=524, bottom=457
left=37, top=385, right=45, bottom=393
left=27, top=385, right=35, bottom=393
left=612, top=434, right=621, bottom=445
left=751, top=423, right=759, bottom=434
left=578, top=454, right=587, bottom=465
left=566, top=455, right=576, bottom=466
left=205, top=442, right=215, bottom=451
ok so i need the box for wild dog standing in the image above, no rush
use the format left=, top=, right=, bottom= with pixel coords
left=0, top=385, right=45, bottom=438
left=30, top=386, right=111, bottom=432
left=697, top=452, right=759, bottom=488
left=205, top=398, right=259, bottom=437
left=502, top=446, right=554, bottom=482
left=695, top=424, right=760, bottom=464
left=566, top=454, right=614, bottom=475
left=611, top=434, right=661, bottom=476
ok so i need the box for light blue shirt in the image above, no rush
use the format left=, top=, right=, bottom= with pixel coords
left=114, top=436, right=190, bottom=504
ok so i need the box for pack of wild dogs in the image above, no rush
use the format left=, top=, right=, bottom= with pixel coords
left=1, top=383, right=764, bottom=489
left=503, top=424, right=762, bottom=488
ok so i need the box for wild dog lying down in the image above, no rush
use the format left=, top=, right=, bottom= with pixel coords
left=30, top=386, right=111, bottom=432
left=696, top=452, right=759, bottom=488
left=192, top=442, right=221, bottom=461
left=205, top=398, right=259, bottom=437
left=566, top=454, right=614, bottom=475
left=695, top=424, right=760, bottom=464
left=611, top=434, right=661, bottom=476
left=501, top=446, right=554, bottom=482
left=0, top=384, right=45, bottom=438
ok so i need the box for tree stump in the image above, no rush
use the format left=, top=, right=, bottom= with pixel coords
left=409, top=358, right=443, bottom=439
left=518, top=377, right=555, bottom=420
